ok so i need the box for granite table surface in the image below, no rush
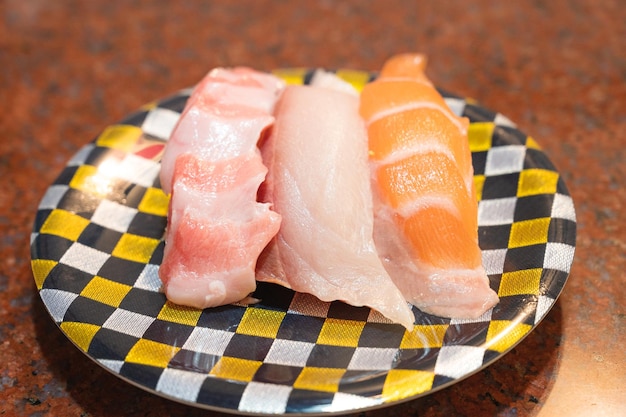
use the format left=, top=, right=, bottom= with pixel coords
left=1, top=1, right=624, bottom=416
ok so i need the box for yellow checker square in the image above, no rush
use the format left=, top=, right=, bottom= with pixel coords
left=40, top=209, right=90, bottom=241
left=400, top=324, right=449, bottom=349
left=272, top=68, right=308, bottom=85
left=236, top=307, right=286, bottom=338
left=138, top=187, right=170, bottom=216
left=111, top=233, right=161, bottom=264
left=381, top=369, right=435, bottom=402
left=316, top=318, right=366, bottom=347
left=508, top=217, right=551, bottom=248
left=126, top=339, right=181, bottom=368
left=31, top=259, right=58, bottom=290
left=468, top=122, right=495, bottom=152
left=525, top=136, right=542, bottom=150
left=485, top=320, right=532, bottom=353
left=209, top=357, right=262, bottom=382
left=157, top=301, right=203, bottom=326
left=80, top=276, right=133, bottom=307
left=473, top=175, right=486, bottom=202
left=335, top=69, right=370, bottom=92
left=498, top=268, right=543, bottom=297
left=95, top=124, right=143, bottom=152
left=517, top=168, right=559, bottom=197
left=60, top=322, right=101, bottom=352
left=293, top=367, right=346, bottom=393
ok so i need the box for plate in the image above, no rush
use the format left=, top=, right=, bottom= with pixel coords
left=30, top=68, right=576, bottom=415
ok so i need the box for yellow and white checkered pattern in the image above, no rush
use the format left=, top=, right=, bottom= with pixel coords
left=30, top=69, right=576, bottom=414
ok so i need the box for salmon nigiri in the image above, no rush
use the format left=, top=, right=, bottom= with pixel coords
left=360, top=54, right=499, bottom=318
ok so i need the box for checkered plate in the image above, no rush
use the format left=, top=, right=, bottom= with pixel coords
left=30, top=68, right=576, bottom=415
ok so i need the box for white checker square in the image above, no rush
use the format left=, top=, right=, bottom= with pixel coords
left=347, top=347, right=398, bottom=371
left=434, top=345, right=486, bottom=379
left=39, top=289, right=79, bottom=322
left=60, top=242, right=110, bottom=275
left=449, top=308, right=493, bottom=325
left=117, top=154, right=161, bottom=188
left=91, top=199, right=138, bottom=233
left=330, top=392, right=382, bottom=412
left=181, top=327, right=234, bottom=355
left=142, top=107, right=181, bottom=140
left=478, top=197, right=517, bottom=226
left=264, top=339, right=315, bottom=367
left=551, top=193, right=576, bottom=221
left=38, top=185, right=69, bottom=210
left=156, top=368, right=207, bottom=403
left=68, top=144, right=95, bottom=166
left=543, top=242, right=576, bottom=273
left=481, top=248, right=508, bottom=275
left=484, top=145, right=526, bottom=176
left=444, top=97, right=466, bottom=117
left=98, top=359, right=125, bottom=373
left=135, top=263, right=163, bottom=292
left=535, top=295, right=556, bottom=324
left=102, top=308, right=155, bottom=338
left=239, top=382, right=292, bottom=414
left=494, top=113, right=516, bottom=128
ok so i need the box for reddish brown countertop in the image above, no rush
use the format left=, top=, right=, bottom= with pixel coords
left=1, top=1, right=624, bottom=416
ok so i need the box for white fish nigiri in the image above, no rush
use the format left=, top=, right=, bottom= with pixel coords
left=257, top=73, right=415, bottom=330
left=159, top=68, right=284, bottom=309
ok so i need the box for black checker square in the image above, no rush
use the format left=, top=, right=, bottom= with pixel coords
left=170, top=349, right=221, bottom=374
left=157, top=94, right=189, bottom=114
left=305, top=344, right=355, bottom=369
left=338, top=370, right=386, bottom=397
left=471, top=150, right=489, bottom=176
left=64, top=296, right=116, bottom=326
left=118, top=362, right=163, bottom=390
left=357, top=322, right=406, bottom=348
left=57, top=188, right=102, bottom=218
left=276, top=314, right=325, bottom=344
left=150, top=241, right=165, bottom=264
left=196, top=376, right=246, bottom=410
left=88, top=327, right=140, bottom=361
left=478, top=224, right=511, bottom=250
left=222, top=333, right=274, bottom=361
left=503, top=244, right=547, bottom=273
left=42, top=263, right=94, bottom=294
left=34, top=234, right=73, bottom=263
left=119, top=287, right=167, bottom=317
left=32, top=209, right=53, bottom=233
left=123, top=184, right=148, bottom=209
left=327, top=302, right=371, bottom=322
left=53, top=165, right=79, bottom=186
left=491, top=294, right=538, bottom=323
left=492, top=125, right=528, bottom=147
left=197, top=305, right=247, bottom=330
left=524, top=147, right=557, bottom=171
left=412, top=309, right=451, bottom=327
left=514, top=194, right=555, bottom=222
left=395, top=347, right=440, bottom=371
left=481, top=172, right=521, bottom=200
left=83, top=145, right=115, bottom=167
left=120, top=109, right=149, bottom=127
left=253, top=362, right=302, bottom=386
left=127, top=211, right=167, bottom=239
left=443, top=322, right=490, bottom=346
left=431, top=374, right=456, bottom=390
left=97, top=256, right=146, bottom=286
left=77, top=223, right=124, bottom=253
left=142, top=319, right=195, bottom=346
left=252, top=282, right=296, bottom=312
left=549, top=218, right=576, bottom=246
left=540, top=269, right=570, bottom=300
left=463, top=103, right=496, bottom=123
left=286, top=388, right=335, bottom=414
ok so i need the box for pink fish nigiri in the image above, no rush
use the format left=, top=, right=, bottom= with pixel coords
left=159, top=68, right=284, bottom=309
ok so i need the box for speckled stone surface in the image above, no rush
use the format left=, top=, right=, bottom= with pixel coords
left=1, top=0, right=624, bottom=416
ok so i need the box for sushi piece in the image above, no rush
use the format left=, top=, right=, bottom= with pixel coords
left=360, top=54, right=499, bottom=318
left=257, top=73, right=415, bottom=330
left=158, top=68, right=284, bottom=309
